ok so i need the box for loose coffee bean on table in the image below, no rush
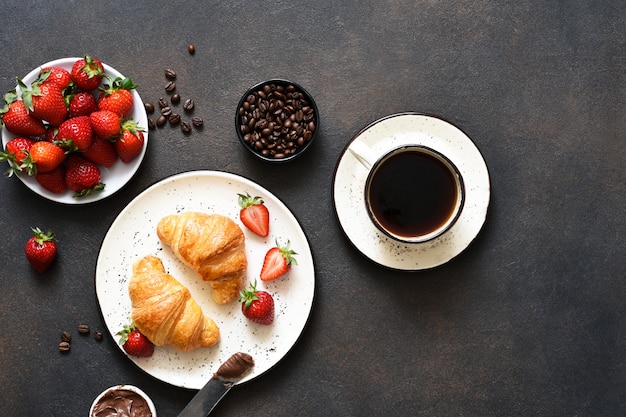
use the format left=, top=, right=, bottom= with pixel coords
left=77, top=324, right=90, bottom=334
left=183, top=98, right=194, bottom=112
left=171, top=93, right=181, bottom=105
left=181, top=121, right=192, bottom=134
left=168, top=113, right=181, bottom=125
left=61, top=331, right=71, bottom=343
left=165, top=81, right=176, bottom=92
left=238, top=82, right=316, bottom=159
left=156, top=115, right=167, bottom=127
left=144, top=102, right=155, bottom=114
left=164, top=68, right=177, bottom=80
left=160, top=106, right=172, bottom=117
left=192, top=116, right=203, bottom=128
left=94, top=331, right=103, bottom=342
left=148, top=118, right=156, bottom=130
left=188, top=44, right=195, bottom=55
left=58, top=341, right=70, bottom=353
left=157, top=97, right=168, bottom=108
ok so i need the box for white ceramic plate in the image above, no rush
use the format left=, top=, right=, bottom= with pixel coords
left=95, top=171, right=315, bottom=389
left=333, top=112, right=490, bottom=270
left=1, top=57, right=148, bottom=204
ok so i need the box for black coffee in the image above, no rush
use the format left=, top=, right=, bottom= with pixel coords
left=368, top=150, right=458, bottom=238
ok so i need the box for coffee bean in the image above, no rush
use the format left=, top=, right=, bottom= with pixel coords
left=238, top=82, right=316, bottom=159
left=144, top=102, right=155, bottom=114
left=165, top=81, right=176, bottom=93
left=158, top=97, right=168, bottom=108
left=61, top=331, right=71, bottom=343
left=94, top=331, right=103, bottom=342
left=161, top=106, right=172, bottom=117
left=58, top=341, right=70, bottom=353
left=156, top=115, right=167, bottom=127
left=164, top=68, right=177, bottom=80
left=183, top=98, right=194, bottom=112
left=77, top=324, right=90, bottom=334
left=181, top=121, right=192, bottom=134
left=148, top=118, right=156, bottom=130
left=188, top=44, right=195, bottom=55
left=168, top=113, right=181, bottom=125
left=192, top=117, right=203, bottom=128
left=171, top=93, right=181, bottom=105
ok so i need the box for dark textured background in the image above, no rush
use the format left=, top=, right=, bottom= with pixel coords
left=0, top=1, right=624, bottom=416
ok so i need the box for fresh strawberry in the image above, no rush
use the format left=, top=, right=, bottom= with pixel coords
left=35, top=165, right=67, bottom=193
left=24, top=227, right=57, bottom=273
left=25, top=141, right=66, bottom=174
left=116, top=323, right=154, bottom=358
left=89, top=110, right=120, bottom=139
left=238, top=192, right=270, bottom=237
left=44, top=125, right=58, bottom=142
left=56, top=116, right=93, bottom=151
left=260, top=240, right=298, bottom=281
left=68, top=91, right=98, bottom=118
left=20, top=78, right=68, bottom=126
left=115, top=119, right=144, bottom=163
left=0, top=137, right=35, bottom=175
left=64, top=154, right=104, bottom=197
left=98, top=76, right=137, bottom=117
left=240, top=281, right=275, bottom=325
left=83, top=136, right=117, bottom=168
left=39, top=66, right=71, bottom=90
left=70, top=54, right=105, bottom=91
left=0, top=92, right=46, bottom=136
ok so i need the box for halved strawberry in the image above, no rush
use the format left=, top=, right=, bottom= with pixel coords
left=115, top=119, right=144, bottom=163
left=98, top=76, right=137, bottom=118
left=70, top=54, right=105, bottom=91
left=83, top=136, right=117, bottom=168
left=65, top=154, right=104, bottom=197
left=117, top=323, right=154, bottom=358
left=240, top=281, right=275, bottom=325
left=260, top=240, right=298, bottom=281
left=238, top=192, right=270, bottom=237
left=0, top=92, right=46, bottom=136
left=89, top=110, right=120, bottom=139
left=35, top=165, right=67, bottom=193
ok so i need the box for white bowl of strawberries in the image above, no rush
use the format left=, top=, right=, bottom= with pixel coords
left=0, top=55, right=149, bottom=204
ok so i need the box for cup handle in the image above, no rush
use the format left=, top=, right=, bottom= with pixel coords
left=348, top=140, right=376, bottom=169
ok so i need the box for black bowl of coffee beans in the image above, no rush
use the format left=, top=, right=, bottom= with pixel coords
left=236, top=79, right=318, bottom=162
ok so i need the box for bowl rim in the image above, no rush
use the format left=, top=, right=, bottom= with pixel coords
left=89, top=384, right=157, bottom=417
left=235, top=78, right=319, bottom=163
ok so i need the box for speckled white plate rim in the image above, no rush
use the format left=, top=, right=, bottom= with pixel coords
left=332, top=112, right=491, bottom=271
left=1, top=57, right=148, bottom=204
left=95, top=170, right=315, bottom=389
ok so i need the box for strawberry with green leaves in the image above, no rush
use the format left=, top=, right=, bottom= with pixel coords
left=25, top=227, right=57, bottom=273
left=39, top=66, right=72, bottom=90
left=56, top=116, right=93, bottom=151
left=238, top=192, right=270, bottom=237
left=65, top=154, right=105, bottom=197
left=89, top=110, right=120, bottom=139
left=35, top=165, right=67, bottom=194
left=24, top=141, right=66, bottom=174
left=260, top=240, right=297, bottom=281
left=70, top=54, right=105, bottom=91
left=240, top=281, right=275, bottom=325
left=0, top=137, right=35, bottom=176
left=115, top=119, right=144, bottom=163
left=0, top=91, right=46, bottom=136
left=117, top=323, right=155, bottom=358
left=98, top=76, right=137, bottom=118
left=20, top=77, right=68, bottom=126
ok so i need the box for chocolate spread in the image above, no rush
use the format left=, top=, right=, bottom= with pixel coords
left=91, top=388, right=153, bottom=417
left=213, top=352, right=255, bottom=380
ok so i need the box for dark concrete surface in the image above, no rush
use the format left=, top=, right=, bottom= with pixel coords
left=0, top=1, right=624, bottom=416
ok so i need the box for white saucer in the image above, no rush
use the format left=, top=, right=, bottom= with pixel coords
left=332, top=113, right=490, bottom=271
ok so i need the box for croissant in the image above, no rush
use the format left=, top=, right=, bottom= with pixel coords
left=156, top=212, right=247, bottom=304
left=128, top=255, right=220, bottom=351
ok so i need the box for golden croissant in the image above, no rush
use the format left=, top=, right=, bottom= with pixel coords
left=128, top=255, right=220, bottom=351
left=156, top=212, right=247, bottom=304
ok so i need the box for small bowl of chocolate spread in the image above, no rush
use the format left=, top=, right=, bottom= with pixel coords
left=89, top=384, right=156, bottom=417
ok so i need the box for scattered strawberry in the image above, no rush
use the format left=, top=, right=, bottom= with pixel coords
left=0, top=92, right=46, bottom=136
left=39, top=66, right=71, bottom=90
left=260, top=240, right=298, bottom=281
left=35, top=165, right=67, bottom=193
left=98, top=76, right=136, bottom=117
left=240, top=281, right=275, bottom=325
left=0, top=137, right=35, bottom=176
left=117, top=323, right=155, bottom=358
left=24, top=227, right=57, bottom=273
left=238, top=193, right=270, bottom=237
left=70, top=54, right=105, bottom=91
left=64, top=154, right=104, bottom=197
left=20, top=78, right=68, bottom=126
left=68, top=91, right=98, bottom=118
left=115, top=119, right=144, bottom=162
left=89, top=110, right=120, bottom=139
left=25, top=140, right=66, bottom=174
left=56, top=116, right=93, bottom=151
left=83, top=136, right=117, bottom=168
